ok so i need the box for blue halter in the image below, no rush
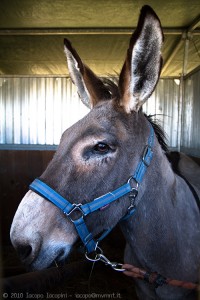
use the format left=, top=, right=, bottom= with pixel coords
left=30, top=123, right=154, bottom=254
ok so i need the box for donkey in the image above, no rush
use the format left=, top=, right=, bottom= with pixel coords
left=167, top=151, right=200, bottom=195
left=10, top=6, right=200, bottom=300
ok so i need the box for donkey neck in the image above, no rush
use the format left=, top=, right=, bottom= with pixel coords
left=120, top=130, right=200, bottom=276
left=120, top=112, right=177, bottom=230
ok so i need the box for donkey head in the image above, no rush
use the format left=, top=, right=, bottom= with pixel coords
left=10, top=6, right=163, bottom=270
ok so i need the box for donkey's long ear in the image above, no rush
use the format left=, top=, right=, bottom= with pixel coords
left=64, top=39, right=111, bottom=108
left=119, top=6, right=163, bottom=113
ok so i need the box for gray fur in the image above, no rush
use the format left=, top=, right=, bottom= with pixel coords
left=10, top=6, right=200, bottom=300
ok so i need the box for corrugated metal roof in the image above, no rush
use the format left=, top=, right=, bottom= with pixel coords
left=0, top=0, right=199, bottom=77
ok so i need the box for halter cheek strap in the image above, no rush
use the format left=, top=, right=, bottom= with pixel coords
left=30, top=123, right=154, bottom=254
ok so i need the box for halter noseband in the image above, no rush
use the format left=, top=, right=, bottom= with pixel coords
left=30, top=123, right=154, bottom=255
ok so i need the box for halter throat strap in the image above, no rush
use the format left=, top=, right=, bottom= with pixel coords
left=30, top=123, right=154, bottom=254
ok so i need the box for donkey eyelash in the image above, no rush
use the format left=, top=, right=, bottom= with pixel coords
left=83, top=142, right=117, bottom=160
left=93, top=142, right=111, bottom=154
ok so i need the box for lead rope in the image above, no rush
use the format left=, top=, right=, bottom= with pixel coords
left=122, top=264, right=200, bottom=291
left=85, top=247, right=199, bottom=291
left=85, top=243, right=200, bottom=291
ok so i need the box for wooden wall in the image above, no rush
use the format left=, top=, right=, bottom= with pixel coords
left=0, top=150, right=55, bottom=245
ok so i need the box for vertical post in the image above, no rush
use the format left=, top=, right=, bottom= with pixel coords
left=177, top=33, right=190, bottom=152
left=182, top=34, right=190, bottom=76
left=177, top=75, right=183, bottom=152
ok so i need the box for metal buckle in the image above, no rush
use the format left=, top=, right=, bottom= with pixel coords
left=129, top=188, right=138, bottom=199
left=66, top=204, right=85, bottom=222
left=127, top=177, right=138, bottom=213
left=127, top=187, right=138, bottom=213
left=142, top=145, right=152, bottom=167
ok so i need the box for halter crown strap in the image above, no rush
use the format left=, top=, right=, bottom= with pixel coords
left=133, top=123, right=154, bottom=184
left=30, top=123, right=154, bottom=253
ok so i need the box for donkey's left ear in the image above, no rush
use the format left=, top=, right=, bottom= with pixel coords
left=119, top=6, right=164, bottom=113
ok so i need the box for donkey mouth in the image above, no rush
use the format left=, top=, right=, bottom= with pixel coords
left=28, top=244, right=73, bottom=271
left=53, top=248, right=71, bottom=266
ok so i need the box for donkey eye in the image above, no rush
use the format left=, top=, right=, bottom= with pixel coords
left=93, top=143, right=110, bottom=154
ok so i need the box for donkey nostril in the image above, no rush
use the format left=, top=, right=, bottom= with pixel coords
left=17, top=245, right=32, bottom=261
left=10, top=231, right=42, bottom=265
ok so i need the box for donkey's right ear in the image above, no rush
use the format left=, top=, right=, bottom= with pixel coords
left=64, top=39, right=111, bottom=108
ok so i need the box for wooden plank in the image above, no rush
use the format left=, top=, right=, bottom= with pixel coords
left=0, top=150, right=55, bottom=245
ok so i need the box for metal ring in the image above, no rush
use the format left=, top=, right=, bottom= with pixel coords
left=85, top=246, right=103, bottom=262
left=127, top=176, right=139, bottom=189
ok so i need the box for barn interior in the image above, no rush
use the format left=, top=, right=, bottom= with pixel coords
left=0, top=0, right=200, bottom=299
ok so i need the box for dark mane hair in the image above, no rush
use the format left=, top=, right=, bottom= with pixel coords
left=102, top=78, right=169, bottom=153
left=102, top=77, right=120, bottom=100
left=145, top=114, right=168, bottom=153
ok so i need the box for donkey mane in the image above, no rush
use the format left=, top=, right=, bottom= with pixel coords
left=102, top=77, right=169, bottom=153
left=145, top=114, right=168, bottom=153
